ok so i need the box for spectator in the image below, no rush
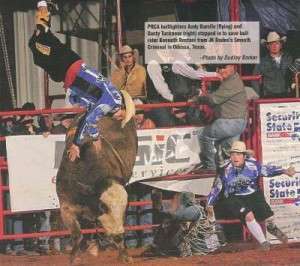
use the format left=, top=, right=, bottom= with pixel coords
left=0, top=115, right=16, bottom=158
left=252, top=31, right=293, bottom=98
left=207, top=141, right=295, bottom=250
left=134, top=100, right=156, bottom=130
left=111, top=45, right=147, bottom=101
left=192, top=64, right=247, bottom=170
left=146, top=62, right=183, bottom=127
left=0, top=115, right=15, bottom=137
left=146, top=191, right=222, bottom=257
left=38, top=114, right=54, bottom=133
left=51, top=113, right=75, bottom=134
left=12, top=102, right=39, bottom=136
left=171, top=106, right=189, bottom=126
left=21, top=102, right=35, bottom=111
left=134, top=109, right=156, bottom=129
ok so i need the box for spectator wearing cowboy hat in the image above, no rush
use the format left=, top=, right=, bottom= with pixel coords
left=252, top=31, right=293, bottom=98
left=207, top=140, right=295, bottom=250
left=111, top=45, right=147, bottom=102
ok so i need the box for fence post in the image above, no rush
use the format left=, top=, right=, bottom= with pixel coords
left=0, top=163, right=4, bottom=239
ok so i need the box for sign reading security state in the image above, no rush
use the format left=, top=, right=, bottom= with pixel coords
left=260, top=102, right=300, bottom=243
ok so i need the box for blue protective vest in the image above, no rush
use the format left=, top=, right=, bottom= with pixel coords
left=207, top=158, right=284, bottom=206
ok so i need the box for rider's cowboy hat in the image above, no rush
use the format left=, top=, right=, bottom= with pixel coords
left=261, top=31, right=287, bottom=45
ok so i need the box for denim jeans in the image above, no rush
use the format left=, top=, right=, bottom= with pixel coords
left=199, top=118, right=247, bottom=169
left=174, top=205, right=204, bottom=222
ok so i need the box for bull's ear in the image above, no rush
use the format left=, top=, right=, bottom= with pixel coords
left=120, top=90, right=135, bottom=128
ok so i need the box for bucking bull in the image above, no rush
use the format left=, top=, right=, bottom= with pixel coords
left=28, top=2, right=137, bottom=262
left=55, top=91, right=137, bottom=263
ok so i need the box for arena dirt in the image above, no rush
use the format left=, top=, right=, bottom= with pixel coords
left=1, top=242, right=300, bottom=265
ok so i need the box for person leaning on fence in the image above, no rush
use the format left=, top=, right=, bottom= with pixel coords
left=146, top=191, right=222, bottom=257
left=252, top=31, right=293, bottom=98
left=206, top=140, right=296, bottom=250
left=191, top=64, right=247, bottom=171
left=29, top=1, right=133, bottom=162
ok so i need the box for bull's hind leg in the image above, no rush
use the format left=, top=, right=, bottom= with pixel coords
left=98, top=181, right=132, bottom=263
left=60, top=201, right=83, bottom=264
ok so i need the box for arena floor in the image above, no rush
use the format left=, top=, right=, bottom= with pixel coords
left=0, top=242, right=300, bottom=266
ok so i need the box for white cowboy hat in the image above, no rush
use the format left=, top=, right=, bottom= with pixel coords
left=119, top=45, right=133, bottom=55
left=261, top=31, right=287, bottom=45
left=229, top=141, right=251, bottom=154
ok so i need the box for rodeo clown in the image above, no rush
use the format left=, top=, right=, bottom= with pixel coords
left=29, top=1, right=134, bottom=161
left=206, top=141, right=296, bottom=250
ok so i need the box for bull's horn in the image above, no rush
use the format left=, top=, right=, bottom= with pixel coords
left=120, top=90, right=135, bottom=128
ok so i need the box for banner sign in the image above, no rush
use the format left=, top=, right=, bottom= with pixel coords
left=260, top=102, right=300, bottom=243
left=6, top=127, right=209, bottom=211
left=131, top=127, right=202, bottom=182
